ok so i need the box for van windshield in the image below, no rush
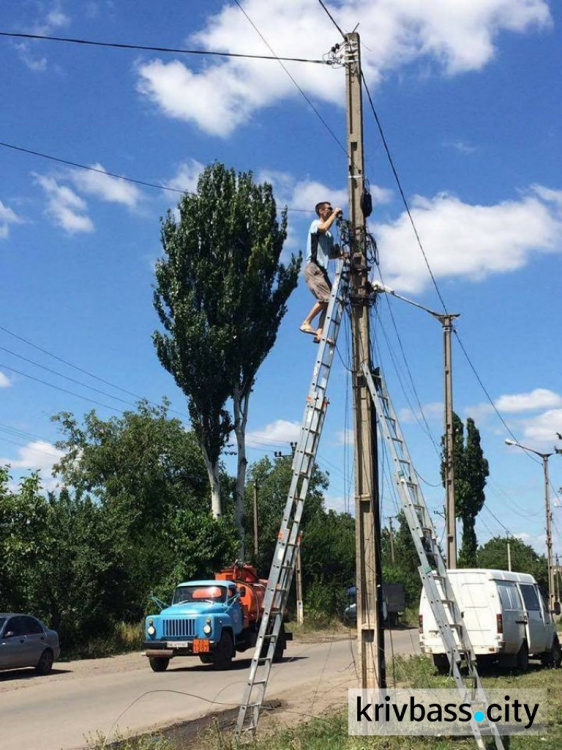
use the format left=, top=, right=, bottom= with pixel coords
left=173, top=585, right=227, bottom=605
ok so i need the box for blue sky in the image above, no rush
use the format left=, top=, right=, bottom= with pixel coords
left=1, top=1, right=561, bottom=562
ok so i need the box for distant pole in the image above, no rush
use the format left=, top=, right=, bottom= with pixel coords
left=276, top=444, right=304, bottom=622
left=296, top=545, right=304, bottom=625
left=506, top=536, right=512, bottom=572
left=388, top=516, right=396, bottom=564
left=542, top=455, right=555, bottom=613
left=505, top=440, right=554, bottom=611
left=345, top=30, right=385, bottom=689
left=253, top=482, right=259, bottom=559
left=438, top=313, right=459, bottom=569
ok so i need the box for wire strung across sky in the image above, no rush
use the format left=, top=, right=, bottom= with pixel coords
left=0, top=140, right=313, bottom=213
left=0, top=30, right=329, bottom=65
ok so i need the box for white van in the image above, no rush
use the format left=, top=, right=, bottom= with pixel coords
left=419, top=569, right=561, bottom=671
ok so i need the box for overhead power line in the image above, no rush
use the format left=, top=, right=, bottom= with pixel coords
left=232, top=0, right=346, bottom=156
left=0, top=140, right=314, bottom=213
left=0, top=324, right=189, bottom=419
left=0, top=30, right=328, bottom=65
left=316, top=0, right=346, bottom=39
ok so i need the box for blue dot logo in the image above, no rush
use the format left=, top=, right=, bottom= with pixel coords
left=474, top=711, right=485, bottom=723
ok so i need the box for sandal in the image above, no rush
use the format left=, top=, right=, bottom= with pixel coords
left=299, top=323, right=316, bottom=336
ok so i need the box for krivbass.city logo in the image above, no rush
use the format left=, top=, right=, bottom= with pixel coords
left=348, top=689, right=547, bottom=736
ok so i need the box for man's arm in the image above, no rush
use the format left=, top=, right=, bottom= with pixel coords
left=317, top=207, right=342, bottom=232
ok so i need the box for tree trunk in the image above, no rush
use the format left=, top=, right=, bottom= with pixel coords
left=233, top=382, right=250, bottom=560
left=201, top=446, right=222, bottom=518
left=459, top=514, right=478, bottom=567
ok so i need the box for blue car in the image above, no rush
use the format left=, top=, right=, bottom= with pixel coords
left=0, top=613, right=60, bottom=675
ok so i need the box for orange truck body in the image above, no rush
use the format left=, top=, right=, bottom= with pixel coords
left=215, top=563, right=267, bottom=629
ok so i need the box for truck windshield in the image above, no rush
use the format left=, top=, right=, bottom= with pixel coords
left=173, top=585, right=227, bottom=605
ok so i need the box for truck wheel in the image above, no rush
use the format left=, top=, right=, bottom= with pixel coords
left=149, top=657, right=169, bottom=672
left=212, top=631, right=234, bottom=670
left=516, top=642, right=529, bottom=671
left=199, top=654, right=213, bottom=664
left=273, top=625, right=286, bottom=663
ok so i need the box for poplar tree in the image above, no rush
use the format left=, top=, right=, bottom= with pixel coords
left=153, top=163, right=301, bottom=552
left=441, top=413, right=489, bottom=567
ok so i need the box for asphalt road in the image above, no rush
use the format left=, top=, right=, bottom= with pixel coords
left=0, top=628, right=420, bottom=750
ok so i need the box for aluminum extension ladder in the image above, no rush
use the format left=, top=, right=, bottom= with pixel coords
left=235, top=257, right=350, bottom=738
left=362, top=365, right=505, bottom=750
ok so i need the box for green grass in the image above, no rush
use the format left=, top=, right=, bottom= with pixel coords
left=88, top=654, right=562, bottom=750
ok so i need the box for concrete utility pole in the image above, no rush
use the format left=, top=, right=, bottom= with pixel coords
left=345, top=31, right=385, bottom=689
left=439, top=314, right=459, bottom=569
left=505, top=440, right=555, bottom=612
left=369, top=282, right=460, bottom=569
left=506, top=536, right=512, bottom=572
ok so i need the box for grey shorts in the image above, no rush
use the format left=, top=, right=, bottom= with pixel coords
left=304, top=262, right=331, bottom=304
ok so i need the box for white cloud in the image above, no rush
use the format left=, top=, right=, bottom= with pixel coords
left=69, top=164, right=143, bottom=208
left=0, top=200, right=23, bottom=238
left=0, top=371, right=12, bottom=388
left=520, top=409, right=562, bottom=445
left=376, top=186, right=562, bottom=292
left=246, top=419, right=300, bottom=447
left=136, top=0, right=550, bottom=136
left=447, top=140, right=478, bottom=155
left=165, top=159, right=205, bottom=193
left=496, top=389, right=562, bottom=413
left=399, top=402, right=443, bottom=423
left=0, top=440, right=64, bottom=473
left=17, top=2, right=70, bottom=71
left=35, top=174, right=94, bottom=234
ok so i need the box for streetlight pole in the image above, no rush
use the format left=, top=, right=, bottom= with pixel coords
left=371, top=282, right=460, bottom=567
left=505, top=439, right=555, bottom=613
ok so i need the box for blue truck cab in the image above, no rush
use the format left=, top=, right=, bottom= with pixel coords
left=143, top=569, right=290, bottom=672
left=143, top=580, right=243, bottom=671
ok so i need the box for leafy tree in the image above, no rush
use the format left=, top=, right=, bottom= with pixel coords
left=52, top=401, right=236, bottom=609
left=244, top=454, right=327, bottom=576
left=441, top=413, right=489, bottom=567
left=382, top=512, right=422, bottom=608
left=153, top=163, right=301, bottom=557
left=478, top=536, right=547, bottom=591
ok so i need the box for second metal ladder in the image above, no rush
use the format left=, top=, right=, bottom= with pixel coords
left=235, top=257, right=350, bottom=737
left=363, top=365, right=504, bottom=750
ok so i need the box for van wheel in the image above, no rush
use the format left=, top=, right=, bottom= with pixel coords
left=541, top=638, right=561, bottom=668
left=432, top=654, right=449, bottom=675
left=516, top=642, right=529, bottom=671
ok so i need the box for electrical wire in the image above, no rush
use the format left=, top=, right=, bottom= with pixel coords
left=316, top=0, right=346, bottom=39
left=0, top=140, right=313, bottom=212
left=0, top=30, right=329, bottom=65
left=232, top=0, right=347, bottom=156
left=0, top=323, right=189, bottom=419
left=360, top=71, right=448, bottom=314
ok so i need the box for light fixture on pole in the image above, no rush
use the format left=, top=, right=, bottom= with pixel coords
left=372, top=282, right=459, bottom=568
left=504, top=438, right=558, bottom=614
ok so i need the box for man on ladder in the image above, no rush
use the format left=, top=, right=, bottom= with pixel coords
left=300, top=200, right=344, bottom=343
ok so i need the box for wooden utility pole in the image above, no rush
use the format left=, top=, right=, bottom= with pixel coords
left=345, top=31, right=385, bottom=689
left=253, top=482, right=259, bottom=559
left=275, top=444, right=304, bottom=623
left=387, top=516, right=395, bottom=564
left=438, top=313, right=459, bottom=569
